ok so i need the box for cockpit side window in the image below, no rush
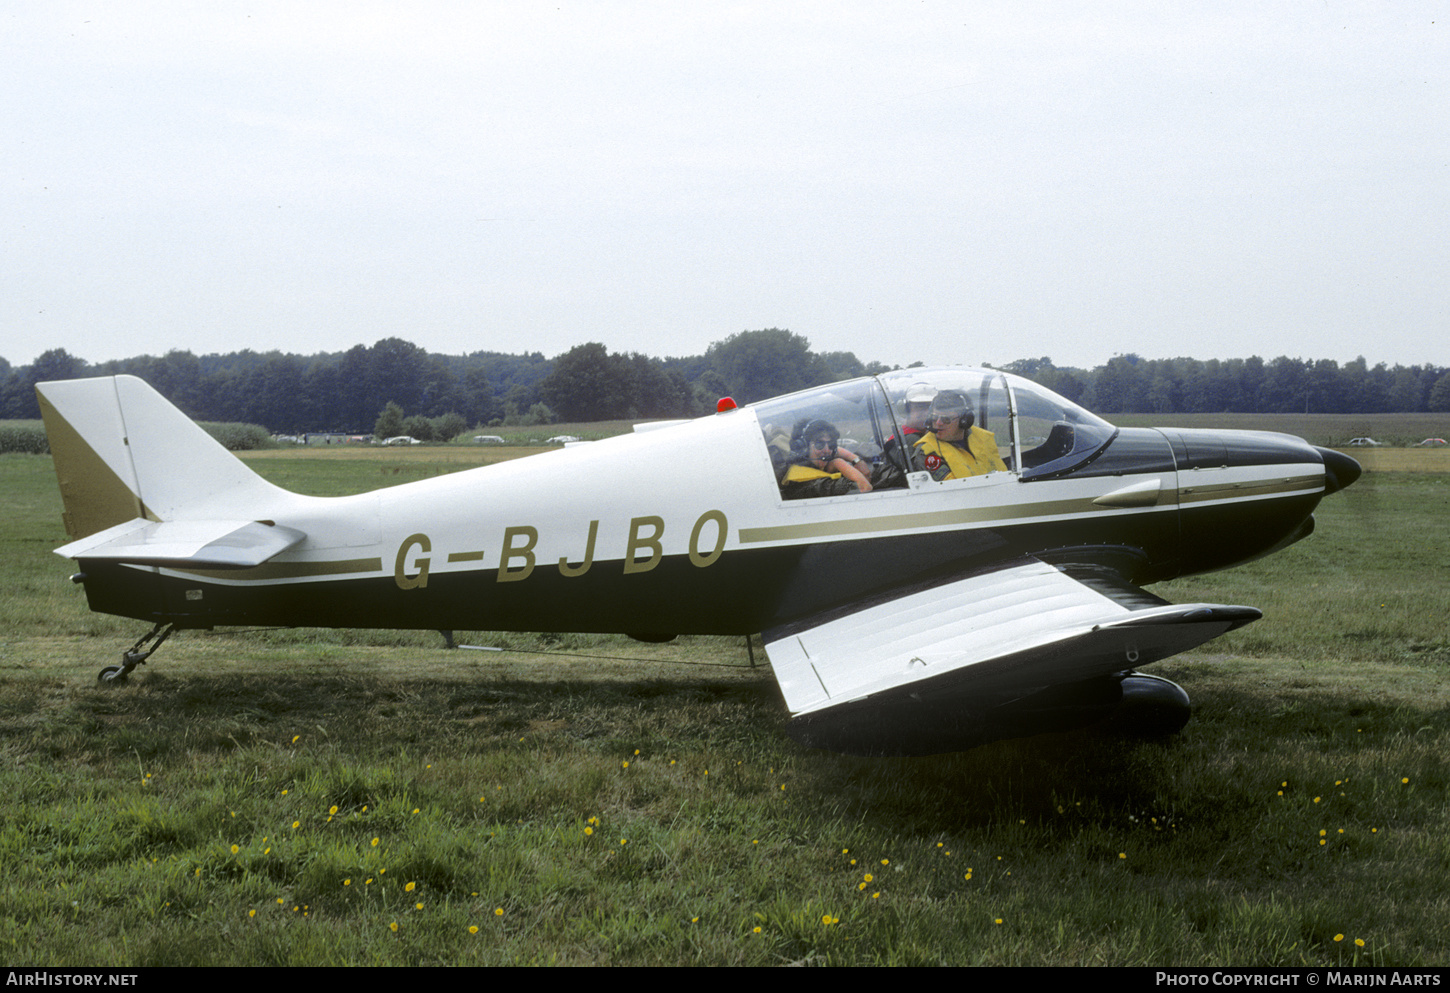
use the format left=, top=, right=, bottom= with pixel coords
left=752, top=379, right=905, bottom=500
left=877, top=370, right=1013, bottom=480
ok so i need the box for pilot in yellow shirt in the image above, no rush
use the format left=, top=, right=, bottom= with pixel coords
left=912, top=426, right=1007, bottom=480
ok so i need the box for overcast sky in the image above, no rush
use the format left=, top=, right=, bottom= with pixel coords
left=5, top=2, right=1446, bottom=373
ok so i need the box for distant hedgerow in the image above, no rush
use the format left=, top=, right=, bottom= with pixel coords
left=0, top=422, right=49, bottom=454
left=199, top=422, right=276, bottom=451
left=0, top=419, right=273, bottom=453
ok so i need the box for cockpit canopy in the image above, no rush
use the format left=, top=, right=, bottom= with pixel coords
left=750, top=367, right=1116, bottom=495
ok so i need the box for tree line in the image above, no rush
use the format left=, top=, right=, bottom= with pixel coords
left=3, top=332, right=1447, bottom=435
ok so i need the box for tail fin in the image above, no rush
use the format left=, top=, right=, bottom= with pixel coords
left=37, top=375, right=289, bottom=541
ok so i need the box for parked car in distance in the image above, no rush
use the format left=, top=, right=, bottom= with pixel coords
left=473, top=435, right=505, bottom=444
left=1415, top=438, right=1447, bottom=447
left=545, top=435, right=582, bottom=444
left=380, top=436, right=422, bottom=446
left=1347, top=437, right=1382, bottom=447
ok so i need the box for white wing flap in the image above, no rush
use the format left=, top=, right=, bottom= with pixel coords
left=765, top=560, right=1257, bottom=718
left=55, top=517, right=306, bottom=569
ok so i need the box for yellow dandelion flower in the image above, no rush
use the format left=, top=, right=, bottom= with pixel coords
left=872, top=892, right=879, bottom=899
left=390, top=922, right=398, bottom=932
left=995, top=918, right=1003, bottom=924
left=1402, top=777, right=1410, bottom=785
left=344, top=879, right=351, bottom=886
left=329, top=805, right=338, bottom=815
left=405, top=881, right=416, bottom=892
left=495, top=907, right=504, bottom=917
left=292, top=821, right=300, bottom=829
left=371, top=837, right=379, bottom=847
left=412, top=808, right=420, bottom=814
left=249, top=909, right=256, bottom=918
left=584, top=826, right=593, bottom=836
left=859, top=882, right=867, bottom=891
left=864, top=873, right=873, bottom=882
left=1334, top=934, right=1344, bottom=942
left=1356, top=938, right=1365, bottom=947
left=622, top=761, right=629, bottom=768
left=292, top=735, right=300, bottom=743
left=1313, top=796, right=1321, bottom=803
left=621, top=838, right=628, bottom=845
left=1119, top=852, right=1126, bottom=859
left=881, top=859, right=889, bottom=865
left=753, top=926, right=762, bottom=934
left=469, top=925, right=478, bottom=934
left=230, top=845, right=239, bottom=855
left=822, top=914, right=832, bottom=925
left=415, top=902, right=423, bottom=910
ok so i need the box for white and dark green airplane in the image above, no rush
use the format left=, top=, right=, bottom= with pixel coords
left=36, top=368, right=1360, bottom=756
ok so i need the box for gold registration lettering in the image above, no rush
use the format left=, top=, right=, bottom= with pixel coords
left=558, top=520, right=599, bottom=578
left=623, top=515, right=664, bottom=575
left=497, top=526, right=539, bottom=583
left=394, top=533, right=431, bottom=589
left=688, top=510, right=727, bottom=568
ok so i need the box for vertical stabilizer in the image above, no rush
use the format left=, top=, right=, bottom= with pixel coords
left=37, top=375, right=289, bottom=540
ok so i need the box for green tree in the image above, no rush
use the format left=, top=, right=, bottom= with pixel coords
left=1429, top=372, right=1450, bottom=413
left=704, top=328, right=830, bottom=405
left=374, top=402, right=405, bottom=439
left=539, top=342, right=633, bottom=420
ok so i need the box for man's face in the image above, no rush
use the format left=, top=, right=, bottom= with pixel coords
left=808, top=434, right=836, bottom=464
left=930, top=409, right=965, bottom=441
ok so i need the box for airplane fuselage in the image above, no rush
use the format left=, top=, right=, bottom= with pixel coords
left=73, top=416, right=1336, bottom=639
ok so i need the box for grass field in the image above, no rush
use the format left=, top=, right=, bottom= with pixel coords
left=1, top=426, right=1447, bottom=966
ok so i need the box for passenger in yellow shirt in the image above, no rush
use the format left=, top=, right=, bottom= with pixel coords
left=911, top=391, right=1007, bottom=480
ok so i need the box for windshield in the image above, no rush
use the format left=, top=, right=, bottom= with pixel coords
left=1002, top=374, right=1117, bottom=479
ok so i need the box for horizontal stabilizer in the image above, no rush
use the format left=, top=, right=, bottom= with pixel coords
left=55, top=517, right=306, bottom=569
left=764, top=559, right=1259, bottom=725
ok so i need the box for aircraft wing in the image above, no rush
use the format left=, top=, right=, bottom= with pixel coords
left=54, top=517, right=307, bottom=569
left=763, top=558, right=1259, bottom=755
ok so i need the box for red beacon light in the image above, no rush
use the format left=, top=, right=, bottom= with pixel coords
left=716, top=396, right=737, bottom=413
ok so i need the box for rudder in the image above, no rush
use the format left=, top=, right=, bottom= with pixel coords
left=37, top=375, right=287, bottom=541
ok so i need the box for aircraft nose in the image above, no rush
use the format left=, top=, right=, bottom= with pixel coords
left=1316, top=447, right=1362, bottom=495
